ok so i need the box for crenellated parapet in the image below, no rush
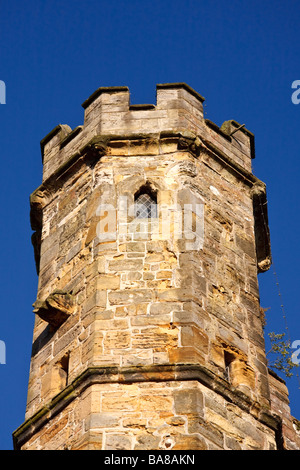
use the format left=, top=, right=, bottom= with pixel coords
left=40, top=83, right=255, bottom=182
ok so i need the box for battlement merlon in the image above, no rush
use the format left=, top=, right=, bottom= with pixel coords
left=40, top=83, right=255, bottom=182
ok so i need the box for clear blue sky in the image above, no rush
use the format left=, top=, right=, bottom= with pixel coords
left=0, top=0, right=299, bottom=450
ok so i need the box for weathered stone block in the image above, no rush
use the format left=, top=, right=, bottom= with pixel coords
left=105, top=434, right=133, bottom=450
left=135, top=432, right=160, bottom=450
left=101, top=393, right=137, bottom=412
left=132, top=326, right=178, bottom=349
left=172, top=433, right=207, bottom=450
left=84, top=290, right=107, bottom=312
left=180, top=325, right=209, bottom=354
left=96, top=275, right=120, bottom=290
left=108, top=259, right=144, bottom=272
left=139, top=393, right=173, bottom=412
left=169, top=346, right=205, bottom=365
left=108, top=289, right=153, bottom=305
left=87, top=413, right=120, bottom=429
left=103, top=331, right=131, bottom=350
left=174, top=388, right=204, bottom=416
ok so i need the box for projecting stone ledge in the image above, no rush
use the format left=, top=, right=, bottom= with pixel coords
left=33, top=290, right=75, bottom=329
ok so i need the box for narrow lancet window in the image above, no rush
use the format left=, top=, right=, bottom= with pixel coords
left=134, top=187, right=157, bottom=219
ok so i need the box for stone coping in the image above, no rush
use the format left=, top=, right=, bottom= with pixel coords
left=156, top=83, right=205, bottom=103
left=81, top=86, right=129, bottom=110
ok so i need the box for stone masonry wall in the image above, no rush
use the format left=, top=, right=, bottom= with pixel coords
left=268, top=370, right=300, bottom=450
left=25, top=141, right=266, bottom=418
left=19, top=380, right=278, bottom=450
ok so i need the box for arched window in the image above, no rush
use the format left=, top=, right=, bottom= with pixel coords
left=134, top=186, right=157, bottom=219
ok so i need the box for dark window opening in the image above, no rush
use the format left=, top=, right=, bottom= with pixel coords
left=224, top=351, right=235, bottom=382
left=58, top=353, right=70, bottom=388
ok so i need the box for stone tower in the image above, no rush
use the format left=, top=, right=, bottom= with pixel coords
left=13, top=83, right=300, bottom=450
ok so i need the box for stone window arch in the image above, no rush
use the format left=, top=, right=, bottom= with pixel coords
left=134, top=185, right=157, bottom=219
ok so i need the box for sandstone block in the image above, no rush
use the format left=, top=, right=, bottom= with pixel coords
left=108, top=259, right=144, bottom=272
left=95, top=275, right=120, bottom=290
left=108, top=289, right=153, bottom=305
left=105, top=434, right=133, bottom=450
left=101, top=393, right=137, bottom=412
left=87, top=413, right=120, bottom=429
left=132, top=326, right=178, bottom=349
left=135, top=432, right=160, bottom=450
left=172, top=433, right=207, bottom=450
left=174, top=388, right=204, bottom=416
left=125, top=242, right=146, bottom=252
left=103, top=331, right=131, bottom=349
left=150, top=302, right=180, bottom=315
left=84, top=290, right=107, bottom=312
left=180, top=325, right=209, bottom=354
left=73, top=431, right=103, bottom=450
left=169, top=346, right=205, bottom=365
left=139, top=394, right=173, bottom=412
